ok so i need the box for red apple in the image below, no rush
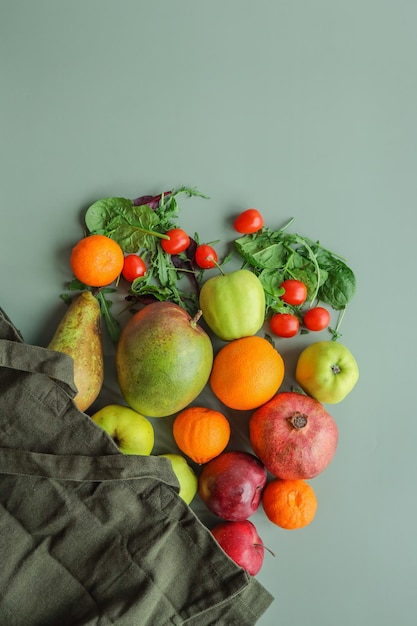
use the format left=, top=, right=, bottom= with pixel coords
left=198, top=450, right=267, bottom=521
left=211, top=520, right=265, bottom=575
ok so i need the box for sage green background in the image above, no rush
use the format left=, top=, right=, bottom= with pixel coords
left=1, top=2, right=416, bottom=625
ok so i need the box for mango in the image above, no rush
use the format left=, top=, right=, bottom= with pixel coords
left=199, top=269, right=265, bottom=341
left=116, top=302, right=213, bottom=417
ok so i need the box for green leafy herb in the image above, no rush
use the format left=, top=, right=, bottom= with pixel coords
left=234, top=217, right=356, bottom=320
left=83, top=186, right=209, bottom=322
left=96, top=288, right=120, bottom=342
left=84, top=186, right=208, bottom=251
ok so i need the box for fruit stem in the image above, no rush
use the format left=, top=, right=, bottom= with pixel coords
left=190, top=309, right=203, bottom=327
left=287, top=412, right=308, bottom=429
left=211, top=259, right=226, bottom=276
left=254, top=544, right=276, bottom=557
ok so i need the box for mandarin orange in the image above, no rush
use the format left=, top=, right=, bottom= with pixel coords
left=262, top=478, right=317, bottom=530
left=172, top=406, right=231, bottom=464
left=70, top=234, right=124, bottom=287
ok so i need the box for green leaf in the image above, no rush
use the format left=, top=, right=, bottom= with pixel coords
left=257, top=268, right=284, bottom=299
left=96, top=290, right=120, bottom=342
left=235, top=233, right=288, bottom=269
left=85, top=198, right=165, bottom=252
left=85, top=197, right=134, bottom=233
left=318, top=259, right=356, bottom=310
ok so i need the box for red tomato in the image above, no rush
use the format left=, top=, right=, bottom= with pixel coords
left=270, top=313, right=300, bottom=338
left=303, top=306, right=331, bottom=331
left=161, top=228, right=191, bottom=254
left=122, top=254, right=147, bottom=282
left=280, top=279, right=308, bottom=306
left=195, top=244, right=218, bottom=269
left=233, top=208, right=264, bottom=234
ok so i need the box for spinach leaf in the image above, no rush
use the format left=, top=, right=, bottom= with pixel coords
left=85, top=198, right=163, bottom=252
left=84, top=197, right=133, bottom=234
left=235, top=233, right=288, bottom=269
left=233, top=218, right=357, bottom=325
left=317, top=257, right=356, bottom=310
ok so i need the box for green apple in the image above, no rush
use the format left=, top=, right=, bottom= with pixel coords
left=91, top=404, right=154, bottom=455
left=295, top=341, right=359, bottom=404
left=159, top=453, right=198, bottom=504
left=199, top=269, right=265, bottom=341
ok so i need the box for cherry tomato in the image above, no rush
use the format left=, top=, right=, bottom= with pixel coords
left=233, top=208, right=264, bottom=234
left=280, top=279, right=308, bottom=306
left=303, top=306, right=331, bottom=331
left=122, top=254, right=147, bottom=282
left=161, top=228, right=190, bottom=254
left=195, top=244, right=218, bottom=269
left=270, top=313, right=300, bottom=338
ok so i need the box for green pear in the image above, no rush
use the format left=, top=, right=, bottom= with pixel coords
left=48, top=291, right=104, bottom=412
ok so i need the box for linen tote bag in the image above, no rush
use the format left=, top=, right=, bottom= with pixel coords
left=0, top=307, right=273, bottom=625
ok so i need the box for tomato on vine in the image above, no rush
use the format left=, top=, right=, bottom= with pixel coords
left=303, top=306, right=331, bottom=331
left=122, top=254, right=147, bottom=282
left=280, top=279, right=307, bottom=306
left=233, top=208, right=264, bottom=234
left=161, top=228, right=191, bottom=254
left=270, top=313, right=300, bottom=338
left=194, top=244, right=218, bottom=269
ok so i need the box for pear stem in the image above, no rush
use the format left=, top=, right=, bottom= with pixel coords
left=190, top=309, right=203, bottom=327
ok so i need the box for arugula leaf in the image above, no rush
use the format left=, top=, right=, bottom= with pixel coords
left=96, top=289, right=120, bottom=342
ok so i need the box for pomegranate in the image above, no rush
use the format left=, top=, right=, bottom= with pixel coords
left=249, top=391, right=338, bottom=479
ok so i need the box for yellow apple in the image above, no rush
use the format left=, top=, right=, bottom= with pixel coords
left=159, top=453, right=198, bottom=504
left=91, top=404, right=154, bottom=455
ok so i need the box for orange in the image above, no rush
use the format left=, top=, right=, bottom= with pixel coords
left=209, top=336, right=284, bottom=410
left=70, top=234, right=124, bottom=287
left=262, top=478, right=317, bottom=530
left=172, top=406, right=231, bottom=464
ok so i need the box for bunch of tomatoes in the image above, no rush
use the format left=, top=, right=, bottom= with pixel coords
left=121, top=207, right=331, bottom=340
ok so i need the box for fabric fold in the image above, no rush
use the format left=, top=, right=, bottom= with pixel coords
left=0, top=306, right=274, bottom=625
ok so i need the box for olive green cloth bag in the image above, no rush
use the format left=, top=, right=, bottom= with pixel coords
left=0, top=307, right=274, bottom=626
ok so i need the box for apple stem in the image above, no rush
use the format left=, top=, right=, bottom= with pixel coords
left=255, top=543, right=276, bottom=558
left=211, top=259, right=226, bottom=276
left=287, top=412, right=308, bottom=430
